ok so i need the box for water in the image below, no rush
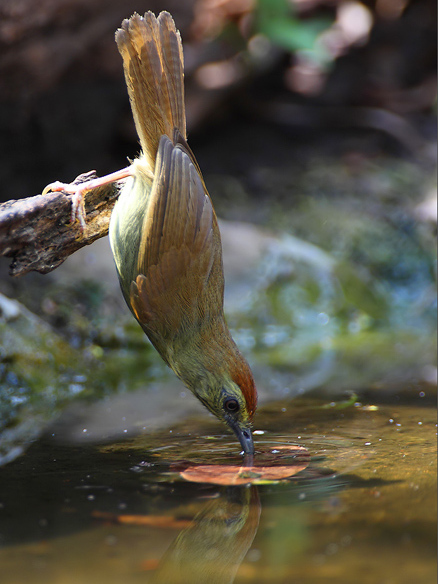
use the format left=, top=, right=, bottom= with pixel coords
left=0, top=390, right=435, bottom=584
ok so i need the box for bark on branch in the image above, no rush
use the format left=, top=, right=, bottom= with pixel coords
left=0, top=172, right=120, bottom=277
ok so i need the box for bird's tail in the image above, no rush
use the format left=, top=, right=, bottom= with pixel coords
left=116, top=12, right=186, bottom=171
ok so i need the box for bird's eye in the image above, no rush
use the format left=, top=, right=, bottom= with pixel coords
left=224, top=398, right=240, bottom=413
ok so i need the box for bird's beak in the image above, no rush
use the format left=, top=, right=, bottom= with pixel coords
left=228, top=419, right=254, bottom=455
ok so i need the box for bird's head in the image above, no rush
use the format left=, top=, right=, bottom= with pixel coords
left=189, top=355, right=257, bottom=455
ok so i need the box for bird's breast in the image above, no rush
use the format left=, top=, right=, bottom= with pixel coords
left=109, top=163, right=153, bottom=304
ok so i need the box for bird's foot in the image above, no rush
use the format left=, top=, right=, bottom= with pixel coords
left=42, top=171, right=98, bottom=231
left=42, top=166, right=132, bottom=232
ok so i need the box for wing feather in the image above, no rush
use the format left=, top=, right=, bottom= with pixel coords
left=129, top=136, right=223, bottom=360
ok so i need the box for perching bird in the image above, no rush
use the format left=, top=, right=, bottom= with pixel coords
left=43, top=12, right=257, bottom=454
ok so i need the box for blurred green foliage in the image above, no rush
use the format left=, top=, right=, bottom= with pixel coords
left=255, top=0, right=332, bottom=63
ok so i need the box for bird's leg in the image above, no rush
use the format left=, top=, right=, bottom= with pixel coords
left=42, top=166, right=133, bottom=230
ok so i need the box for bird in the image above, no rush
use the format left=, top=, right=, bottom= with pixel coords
left=42, top=11, right=257, bottom=454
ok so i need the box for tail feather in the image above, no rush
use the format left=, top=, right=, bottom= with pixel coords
left=116, top=12, right=186, bottom=170
left=157, top=12, right=185, bottom=137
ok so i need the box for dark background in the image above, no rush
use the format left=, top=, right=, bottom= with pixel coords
left=0, top=0, right=436, bottom=204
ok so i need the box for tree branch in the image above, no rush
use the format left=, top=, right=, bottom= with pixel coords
left=0, top=172, right=119, bottom=277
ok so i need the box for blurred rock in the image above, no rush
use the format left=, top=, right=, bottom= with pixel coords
left=415, top=187, right=437, bottom=223
left=0, top=291, right=86, bottom=465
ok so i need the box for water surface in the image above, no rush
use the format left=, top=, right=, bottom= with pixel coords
left=0, top=389, right=435, bottom=584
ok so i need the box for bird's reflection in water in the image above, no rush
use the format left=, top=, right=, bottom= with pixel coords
left=150, top=486, right=261, bottom=584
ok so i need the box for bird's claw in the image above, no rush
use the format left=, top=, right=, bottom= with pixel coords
left=42, top=177, right=93, bottom=231
left=70, top=191, right=87, bottom=231
left=42, top=167, right=130, bottom=233
left=42, top=181, right=69, bottom=196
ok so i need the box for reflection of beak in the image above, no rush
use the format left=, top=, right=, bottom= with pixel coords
left=227, top=418, right=254, bottom=455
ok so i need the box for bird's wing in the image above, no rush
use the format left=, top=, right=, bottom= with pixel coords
left=129, top=135, right=224, bottom=359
